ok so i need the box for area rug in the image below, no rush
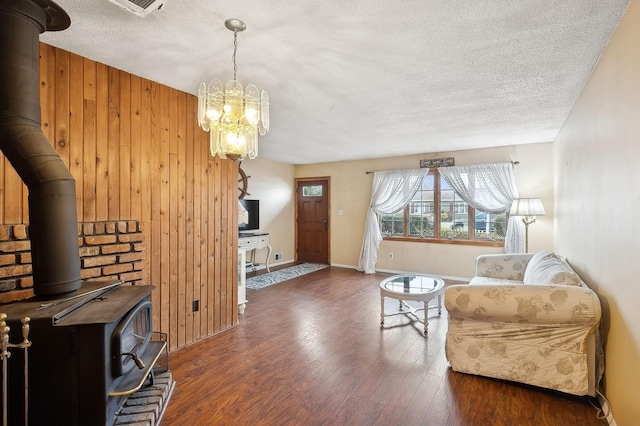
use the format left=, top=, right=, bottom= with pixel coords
left=246, top=263, right=329, bottom=290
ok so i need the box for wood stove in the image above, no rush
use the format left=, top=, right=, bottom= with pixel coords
left=1, top=280, right=166, bottom=426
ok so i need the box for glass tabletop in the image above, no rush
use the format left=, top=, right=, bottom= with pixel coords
left=381, top=275, right=444, bottom=295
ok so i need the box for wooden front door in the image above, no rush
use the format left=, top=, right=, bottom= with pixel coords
left=296, top=178, right=329, bottom=264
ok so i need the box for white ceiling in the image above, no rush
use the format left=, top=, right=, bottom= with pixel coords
left=40, top=0, right=630, bottom=165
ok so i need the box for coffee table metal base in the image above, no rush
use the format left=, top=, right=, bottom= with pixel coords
left=380, top=298, right=442, bottom=335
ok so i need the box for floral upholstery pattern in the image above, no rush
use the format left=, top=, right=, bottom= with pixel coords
left=445, top=253, right=602, bottom=396
left=474, top=253, right=532, bottom=281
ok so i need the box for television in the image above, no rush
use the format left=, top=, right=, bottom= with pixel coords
left=238, top=199, right=260, bottom=231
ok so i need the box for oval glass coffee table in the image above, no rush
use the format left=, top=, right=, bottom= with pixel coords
left=379, top=274, right=445, bottom=335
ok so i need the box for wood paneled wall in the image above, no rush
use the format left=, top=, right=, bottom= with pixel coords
left=0, top=43, right=239, bottom=351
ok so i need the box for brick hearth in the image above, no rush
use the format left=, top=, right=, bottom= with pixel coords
left=115, top=371, right=176, bottom=426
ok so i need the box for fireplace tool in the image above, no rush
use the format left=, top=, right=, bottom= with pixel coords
left=0, top=314, right=31, bottom=426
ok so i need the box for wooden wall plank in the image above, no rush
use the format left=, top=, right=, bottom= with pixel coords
left=224, top=162, right=234, bottom=327
left=193, top=116, right=204, bottom=340
left=168, top=87, right=179, bottom=349
left=129, top=75, right=142, bottom=222
left=95, top=63, right=109, bottom=222
left=119, top=72, right=131, bottom=219
left=40, top=44, right=55, bottom=146
left=169, top=152, right=179, bottom=349
left=3, top=161, right=22, bottom=224
left=69, top=53, right=84, bottom=222
left=139, top=78, right=153, bottom=291
left=140, top=78, right=152, bottom=225
left=151, top=220, right=161, bottom=331
left=108, top=67, right=121, bottom=220
left=211, top=158, right=221, bottom=334
left=225, top=162, right=236, bottom=324
left=177, top=91, right=187, bottom=347
left=184, top=95, right=195, bottom=344
left=199, top=130, right=209, bottom=339
left=159, top=85, right=171, bottom=348
left=82, top=58, right=97, bottom=222
left=55, top=49, right=70, bottom=168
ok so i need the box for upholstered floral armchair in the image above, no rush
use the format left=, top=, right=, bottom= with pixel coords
left=444, top=252, right=603, bottom=396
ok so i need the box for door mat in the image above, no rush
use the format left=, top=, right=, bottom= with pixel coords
left=246, top=263, right=329, bottom=290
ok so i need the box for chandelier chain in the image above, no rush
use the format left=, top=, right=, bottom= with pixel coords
left=232, top=30, right=238, bottom=81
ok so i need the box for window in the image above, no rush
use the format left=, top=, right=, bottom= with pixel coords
left=302, top=185, right=323, bottom=197
left=380, top=170, right=507, bottom=245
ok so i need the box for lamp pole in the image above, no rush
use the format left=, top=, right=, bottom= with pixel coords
left=522, top=216, right=536, bottom=253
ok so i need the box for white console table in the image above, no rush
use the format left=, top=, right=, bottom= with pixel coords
left=237, top=233, right=271, bottom=315
left=238, top=233, right=272, bottom=272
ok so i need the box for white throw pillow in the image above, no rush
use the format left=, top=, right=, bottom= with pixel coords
left=523, top=251, right=581, bottom=286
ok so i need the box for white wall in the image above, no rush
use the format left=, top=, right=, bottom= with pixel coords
left=554, top=1, right=639, bottom=423
left=237, top=159, right=296, bottom=266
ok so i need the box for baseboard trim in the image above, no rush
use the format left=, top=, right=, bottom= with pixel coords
left=376, top=269, right=470, bottom=283
left=329, top=263, right=470, bottom=283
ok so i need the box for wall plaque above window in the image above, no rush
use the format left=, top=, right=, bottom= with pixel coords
left=420, top=157, right=455, bottom=168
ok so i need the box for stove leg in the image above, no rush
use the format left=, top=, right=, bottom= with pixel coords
left=148, top=369, right=156, bottom=386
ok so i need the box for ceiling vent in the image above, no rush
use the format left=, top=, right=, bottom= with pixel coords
left=108, top=0, right=165, bottom=17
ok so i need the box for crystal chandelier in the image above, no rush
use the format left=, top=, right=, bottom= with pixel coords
left=197, top=18, right=269, bottom=161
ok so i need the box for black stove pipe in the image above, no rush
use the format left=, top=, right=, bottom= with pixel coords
left=0, top=0, right=80, bottom=296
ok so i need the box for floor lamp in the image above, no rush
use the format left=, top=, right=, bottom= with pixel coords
left=510, top=198, right=545, bottom=253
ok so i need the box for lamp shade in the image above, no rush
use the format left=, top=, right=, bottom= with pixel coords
left=510, top=198, right=545, bottom=216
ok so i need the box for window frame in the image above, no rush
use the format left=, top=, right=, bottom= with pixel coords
left=380, top=169, right=506, bottom=247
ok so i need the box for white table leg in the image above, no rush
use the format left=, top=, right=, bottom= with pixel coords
left=265, top=244, right=272, bottom=272
left=423, top=300, right=428, bottom=335
left=380, top=296, right=385, bottom=326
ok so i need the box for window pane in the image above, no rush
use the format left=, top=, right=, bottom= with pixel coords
left=408, top=175, right=434, bottom=237
left=380, top=212, right=404, bottom=235
left=302, top=185, right=322, bottom=197
left=440, top=176, right=469, bottom=238
left=474, top=210, right=507, bottom=241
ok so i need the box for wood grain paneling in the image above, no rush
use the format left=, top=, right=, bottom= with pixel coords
left=0, top=43, right=238, bottom=351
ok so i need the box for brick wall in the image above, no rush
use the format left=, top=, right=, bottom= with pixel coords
left=0, top=221, right=145, bottom=304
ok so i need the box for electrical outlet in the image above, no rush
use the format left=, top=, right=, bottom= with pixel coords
left=388, top=252, right=394, bottom=260
left=192, top=300, right=199, bottom=312
left=275, top=252, right=283, bottom=261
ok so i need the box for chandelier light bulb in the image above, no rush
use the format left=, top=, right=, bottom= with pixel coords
left=206, top=108, right=221, bottom=121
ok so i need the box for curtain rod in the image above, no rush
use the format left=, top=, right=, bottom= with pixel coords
left=365, top=161, right=519, bottom=174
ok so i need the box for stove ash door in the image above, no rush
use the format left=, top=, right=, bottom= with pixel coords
left=112, top=300, right=153, bottom=377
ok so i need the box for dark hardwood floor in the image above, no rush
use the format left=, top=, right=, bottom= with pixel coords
left=162, top=266, right=606, bottom=425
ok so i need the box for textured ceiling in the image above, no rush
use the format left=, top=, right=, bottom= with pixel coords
left=40, top=0, right=630, bottom=165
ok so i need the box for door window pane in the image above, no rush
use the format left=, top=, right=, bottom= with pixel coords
left=302, top=185, right=322, bottom=197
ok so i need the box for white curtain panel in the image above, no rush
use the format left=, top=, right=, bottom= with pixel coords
left=438, top=163, right=524, bottom=253
left=357, top=168, right=430, bottom=274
